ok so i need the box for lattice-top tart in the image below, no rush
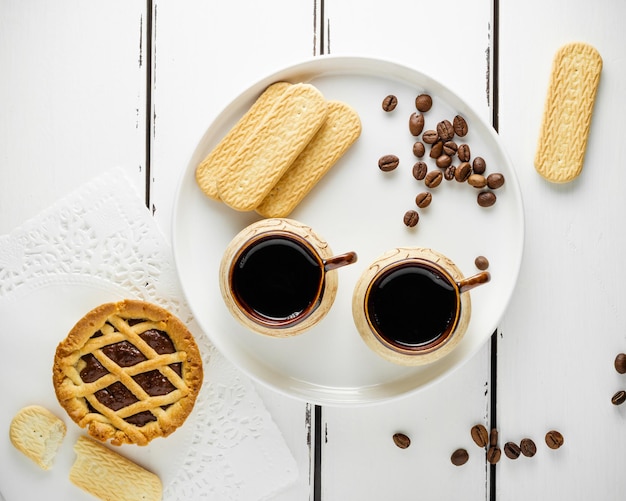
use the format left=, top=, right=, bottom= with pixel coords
left=53, top=300, right=203, bottom=446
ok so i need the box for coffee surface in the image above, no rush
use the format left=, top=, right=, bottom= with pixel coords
left=367, top=263, right=457, bottom=348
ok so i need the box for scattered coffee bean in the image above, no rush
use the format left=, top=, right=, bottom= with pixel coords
left=392, top=432, right=411, bottom=449
left=487, top=173, right=505, bottom=189
left=424, top=170, right=443, bottom=188
left=474, top=255, right=490, bottom=270
left=470, top=424, right=489, bottom=448
left=412, top=161, right=428, bottom=181
left=415, top=192, right=432, bottom=208
left=379, top=154, right=400, bottom=172
left=504, top=442, right=521, bottom=460
left=382, top=94, right=398, bottom=112
left=472, top=156, right=486, bottom=174
left=614, top=353, right=626, bottom=374
left=444, top=165, right=456, bottom=181
left=545, top=430, right=564, bottom=450
left=519, top=438, right=537, bottom=457
left=613, top=390, right=626, bottom=405
left=422, top=129, right=439, bottom=144
left=489, top=428, right=498, bottom=447
left=409, top=112, right=425, bottom=136
left=468, top=174, right=487, bottom=188
left=413, top=141, right=426, bottom=158
left=443, top=141, right=458, bottom=156
left=457, top=143, right=471, bottom=162
left=415, top=93, right=433, bottom=112
left=430, top=141, right=444, bottom=159
left=453, top=115, right=469, bottom=137
left=487, top=446, right=502, bottom=464
left=451, top=448, right=469, bottom=466
left=455, top=162, right=472, bottom=182
left=477, top=191, right=497, bottom=207
left=436, top=119, right=455, bottom=141
left=436, top=154, right=452, bottom=169
left=403, top=210, right=419, bottom=227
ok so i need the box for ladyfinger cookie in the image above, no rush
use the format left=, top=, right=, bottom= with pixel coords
left=70, top=436, right=162, bottom=501
left=9, top=405, right=67, bottom=470
left=218, top=83, right=329, bottom=211
left=256, top=100, right=361, bottom=218
left=535, top=42, right=602, bottom=183
left=195, top=81, right=292, bottom=200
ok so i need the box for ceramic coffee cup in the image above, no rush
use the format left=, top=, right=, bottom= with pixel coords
left=352, top=247, right=490, bottom=366
left=220, top=218, right=357, bottom=337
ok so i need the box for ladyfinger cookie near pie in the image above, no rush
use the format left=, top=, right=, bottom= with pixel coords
left=70, top=435, right=162, bottom=501
left=217, top=83, right=329, bottom=211
left=256, top=100, right=362, bottom=218
left=535, top=42, right=602, bottom=183
left=9, top=405, right=67, bottom=470
left=195, top=81, right=292, bottom=200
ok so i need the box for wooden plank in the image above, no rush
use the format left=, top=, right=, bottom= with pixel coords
left=0, top=0, right=147, bottom=233
left=497, top=1, right=626, bottom=498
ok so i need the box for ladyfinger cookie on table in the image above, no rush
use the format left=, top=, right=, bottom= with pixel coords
left=256, top=100, right=362, bottom=218
left=70, top=436, right=162, bottom=501
left=217, top=83, right=329, bottom=211
left=535, top=42, right=602, bottom=183
left=9, top=405, right=67, bottom=470
left=195, top=81, right=291, bottom=200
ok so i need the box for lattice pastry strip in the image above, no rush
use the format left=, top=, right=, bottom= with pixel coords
left=53, top=300, right=203, bottom=446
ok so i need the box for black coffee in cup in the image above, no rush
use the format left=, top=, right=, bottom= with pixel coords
left=365, top=261, right=460, bottom=350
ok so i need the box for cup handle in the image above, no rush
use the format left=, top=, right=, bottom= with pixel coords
left=457, top=271, right=491, bottom=293
left=324, top=251, right=358, bottom=272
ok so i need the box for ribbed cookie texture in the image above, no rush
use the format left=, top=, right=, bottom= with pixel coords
left=535, top=42, right=602, bottom=183
left=256, top=100, right=362, bottom=218
left=70, top=436, right=162, bottom=501
left=195, top=81, right=291, bottom=200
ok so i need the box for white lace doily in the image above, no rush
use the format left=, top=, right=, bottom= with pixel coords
left=0, top=168, right=297, bottom=501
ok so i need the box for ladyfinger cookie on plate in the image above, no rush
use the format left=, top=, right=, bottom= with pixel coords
left=70, top=436, right=162, bottom=501
left=9, top=405, right=67, bottom=470
left=535, top=42, right=602, bottom=183
left=256, top=100, right=362, bottom=218
left=195, top=81, right=291, bottom=200
left=217, top=83, right=329, bottom=211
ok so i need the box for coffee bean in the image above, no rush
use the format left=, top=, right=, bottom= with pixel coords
left=474, top=255, right=490, bottom=270
left=422, top=129, right=439, bottom=144
left=403, top=210, right=419, bottom=227
left=519, top=438, right=536, bottom=457
left=470, top=424, right=489, bottom=448
left=453, top=115, right=469, bottom=137
left=614, top=353, right=626, bottom=374
left=473, top=156, right=486, bottom=174
left=489, top=428, right=498, bottom=447
left=430, top=141, right=444, bottom=159
left=455, top=162, right=472, bottom=182
left=487, top=173, right=505, bottom=189
left=392, top=432, right=411, bottom=449
left=444, top=165, right=456, bottom=181
left=443, top=141, right=458, bottom=156
left=409, top=112, right=425, bottom=136
left=436, top=154, right=452, bottom=169
left=412, top=161, right=428, bottom=181
left=379, top=154, right=399, bottom=172
left=436, top=119, right=455, bottom=141
left=487, top=446, right=501, bottom=464
left=451, top=448, right=469, bottom=466
left=504, top=442, right=521, bottom=460
left=415, top=93, right=433, bottom=112
left=424, top=170, right=443, bottom=188
left=545, top=430, right=564, bottom=450
left=457, top=143, right=471, bottom=162
left=413, top=141, right=426, bottom=158
left=612, top=390, right=626, bottom=405
left=468, top=174, right=487, bottom=188
left=477, top=191, right=497, bottom=207
left=382, top=94, right=398, bottom=112
left=415, top=192, right=432, bottom=208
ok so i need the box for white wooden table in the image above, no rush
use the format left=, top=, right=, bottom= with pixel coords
left=2, top=1, right=625, bottom=499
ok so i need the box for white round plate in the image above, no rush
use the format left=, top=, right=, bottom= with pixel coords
left=172, top=55, right=524, bottom=406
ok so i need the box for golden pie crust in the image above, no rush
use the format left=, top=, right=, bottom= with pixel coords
left=53, top=300, right=203, bottom=446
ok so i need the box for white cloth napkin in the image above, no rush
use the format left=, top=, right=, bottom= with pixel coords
left=0, top=168, right=297, bottom=501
